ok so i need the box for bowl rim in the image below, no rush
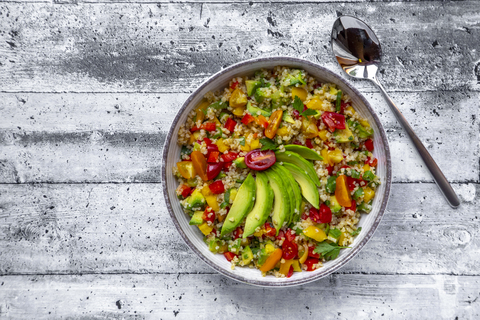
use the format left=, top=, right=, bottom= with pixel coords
left=162, top=56, right=392, bottom=287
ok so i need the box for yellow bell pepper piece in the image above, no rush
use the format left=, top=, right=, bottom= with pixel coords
left=335, top=175, right=352, bottom=207
left=279, top=259, right=294, bottom=276
left=306, top=97, right=324, bottom=110
left=250, top=139, right=260, bottom=150
left=359, top=118, right=370, bottom=128
left=205, top=195, right=219, bottom=211
left=198, top=222, right=213, bottom=235
left=321, top=148, right=331, bottom=166
left=232, top=106, right=246, bottom=117
left=277, top=127, right=289, bottom=137
left=292, top=260, right=302, bottom=272
left=292, top=87, right=308, bottom=102
left=318, top=129, right=329, bottom=141
left=338, top=231, right=347, bottom=246
left=363, top=164, right=371, bottom=172
left=201, top=185, right=212, bottom=197
left=253, top=228, right=264, bottom=237
left=213, top=116, right=221, bottom=126
left=301, top=117, right=319, bottom=139
left=195, top=100, right=210, bottom=123
left=229, top=88, right=248, bottom=108
left=345, top=106, right=356, bottom=115
left=329, top=86, right=338, bottom=96
left=265, top=243, right=276, bottom=255
left=328, top=149, right=343, bottom=164
left=299, top=244, right=309, bottom=264
left=259, top=248, right=283, bottom=272
left=364, top=187, right=375, bottom=203
left=216, top=138, right=229, bottom=153
left=303, top=226, right=327, bottom=242
left=189, top=131, right=201, bottom=144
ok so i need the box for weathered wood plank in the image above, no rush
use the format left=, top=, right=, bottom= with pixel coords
left=0, top=3, right=479, bottom=92
left=0, top=183, right=478, bottom=275
left=0, top=273, right=479, bottom=319
left=0, top=91, right=477, bottom=183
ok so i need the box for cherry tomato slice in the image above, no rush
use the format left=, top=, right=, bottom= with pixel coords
left=282, top=241, right=298, bottom=260
left=244, top=149, right=276, bottom=171
left=191, top=151, right=208, bottom=181
left=304, top=257, right=319, bottom=271
left=318, top=203, right=332, bottom=223
left=309, top=207, right=321, bottom=223
left=207, top=162, right=223, bottom=180
left=265, top=110, right=283, bottom=139
left=285, top=229, right=296, bottom=243
left=346, top=176, right=358, bottom=191
left=321, top=112, right=346, bottom=132
left=221, top=152, right=238, bottom=163
left=308, top=245, right=320, bottom=258
left=346, top=199, right=357, bottom=212
left=264, top=222, right=276, bottom=237
left=305, top=139, right=314, bottom=149
left=207, top=151, right=220, bottom=163
left=286, top=265, right=294, bottom=278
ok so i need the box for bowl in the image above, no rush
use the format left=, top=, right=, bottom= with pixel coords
left=162, top=57, right=391, bottom=287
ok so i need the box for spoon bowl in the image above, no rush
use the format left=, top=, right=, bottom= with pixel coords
left=331, top=15, right=460, bottom=208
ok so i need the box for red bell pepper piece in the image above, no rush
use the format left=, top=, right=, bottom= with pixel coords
left=209, top=180, right=225, bottom=194
left=201, top=122, right=217, bottom=132
left=207, top=151, right=220, bottom=163
left=221, top=152, right=238, bottom=163
left=365, top=139, right=374, bottom=152
left=224, top=251, right=238, bottom=262
left=224, top=118, right=237, bottom=132
left=305, top=139, right=314, bottom=149
left=203, top=207, right=216, bottom=224
left=241, top=113, right=255, bottom=125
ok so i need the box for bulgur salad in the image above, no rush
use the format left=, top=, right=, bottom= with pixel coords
left=174, top=66, right=380, bottom=277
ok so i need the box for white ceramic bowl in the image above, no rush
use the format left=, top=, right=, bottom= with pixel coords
left=162, top=57, right=391, bottom=287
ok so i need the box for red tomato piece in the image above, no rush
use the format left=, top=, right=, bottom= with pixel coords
left=318, top=203, right=332, bottom=223
left=292, top=140, right=302, bottom=146
left=346, top=176, right=358, bottom=191
left=346, top=199, right=357, bottom=212
left=241, top=113, right=255, bottom=125
left=230, top=81, right=239, bottom=90
left=244, top=149, right=276, bottom=171
left=206, top=162, right=223, bottom=180
left=190, top=125, right=200, bottom=133
left=308, top=245, right=320, bottom=258
left=203, top=207, right=215, bottom=224
left=232, top=227, right=244, bottom=239
left=223, top=162, right=233, bottom=170
left=366, top=157, right=378, bottom=167
left=309, top=207, right=321, bottom=223
left=304, top=257, right=319, bottom=271
left=224, top=118, right=237, bottom=132
left=177, top=184, right=192, bottom=199
left=201, top=122, right=216, bottom=132
left=204, top=138, right=212, bottom=146
left=276, top=230, right=285, bottom=241
left=340, top=101, right=349, bottom=114
left=326, top=165, right=334, bottom=176
left=263, top=222, right=276, bottom=237
left=292, top=109, right=301, bottom=120
left=285, top=229, right=296, bottom=243
left=321, top=112, right=346, bottom=132
left=208, top=180, right=225, bottom=194
left=305, top=139, right=314, bottom=149
left=286, top=265, right=294, bottom=278
left=207, top=151, right=220, bottom=163
left=221, top=152, right=238, bottom=163
left=365, top=139, right=374, bottom=152
left=224, top=252, right=238, bottom=262
left=301, top=212, right=309, bottom=221
left=282, top=241, right=298, bottom=260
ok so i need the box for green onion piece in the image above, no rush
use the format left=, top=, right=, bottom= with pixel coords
left=363, top=170, right=375, bottom=182
left=336, top=90, right=342, bottom=112
left=353, top=188, right=364, bottom=200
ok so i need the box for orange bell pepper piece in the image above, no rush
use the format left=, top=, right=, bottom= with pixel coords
left=335, top=175, right=352, bottom=207
left=191, top=151, right=208, bottom=181
left=259, top=248, right=283, bottom=272
left=265, top=110, right=283, bottom=139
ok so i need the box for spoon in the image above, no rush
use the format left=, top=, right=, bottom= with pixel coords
left=331, top=15, right=460, bottom=208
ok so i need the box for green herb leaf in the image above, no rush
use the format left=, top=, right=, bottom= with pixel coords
left=292, top=96, right=304, bottom=113
left=301, top=109, right=318, bottom=117
left=350, top=227, right=362, bottom=237
left=239, top=137, right=246, bottom=146
left=260, top=137, right=277, bottom=151
left=314, top=241, right=349, bottom=260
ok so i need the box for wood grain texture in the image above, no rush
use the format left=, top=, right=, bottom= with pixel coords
left=1, top=273, right=479, bottom=319
left=0, top=91, right=478, bottom=183
left=0, top=183, right=478, bottom=275
left=1, top=2, right=479, bottom=93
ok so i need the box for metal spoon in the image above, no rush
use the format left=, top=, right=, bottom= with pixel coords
left=331, top=15, right=460, bottom=208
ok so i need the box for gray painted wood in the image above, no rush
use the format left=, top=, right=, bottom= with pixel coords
left=1, top=0, right=479, bottom=318
left=0, top=3, right=479, bottom=93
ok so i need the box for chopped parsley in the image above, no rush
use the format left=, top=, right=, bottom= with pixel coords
left=350, top=227, right=362, bottom=237
left=292, top=96, right=317, bottom=117
left=314, top=241, right=350, bottom=260
left=260, top=137, right=277, bottom=151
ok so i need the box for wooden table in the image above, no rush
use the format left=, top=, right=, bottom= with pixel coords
left=1, top=1, right=479, bottom=318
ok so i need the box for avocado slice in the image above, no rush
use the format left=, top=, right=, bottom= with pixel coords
left=254, top=87, right=271, bottom=103
left=246, top=80, right=262, bottom=96
left=221, top=173, right=256, bottom=236
left=334, top=123, right=354, bottom=143
left=275, top=151, right=321, bottom=186
left=330, top=195, right=342, bottom=214
left=184, top=189, right=206, bottom=210
left=282, top=113, right=295, bottom=124
left=246, top=101, right=272, bottom=118
left=271, top=165, right=295, bottom=225
left=241, top=245, right=254, bottom=265
left=281, top=163, right=319, bottom=209
left=271, top=86, right=286, bottom=109
left=243, top=171, right=274, bottom=238
left=273, top=164, right=302, bottom=224
left=283, top=145, right=323, bottom=161
left=233, top=157, right=247, bottom=169
left=189, top=211, right=204, bottom=225
left=264, top=169, right=291, bottom=235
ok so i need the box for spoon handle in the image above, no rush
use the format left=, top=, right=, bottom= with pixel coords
left=370, top=77, right=460, bottom=208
